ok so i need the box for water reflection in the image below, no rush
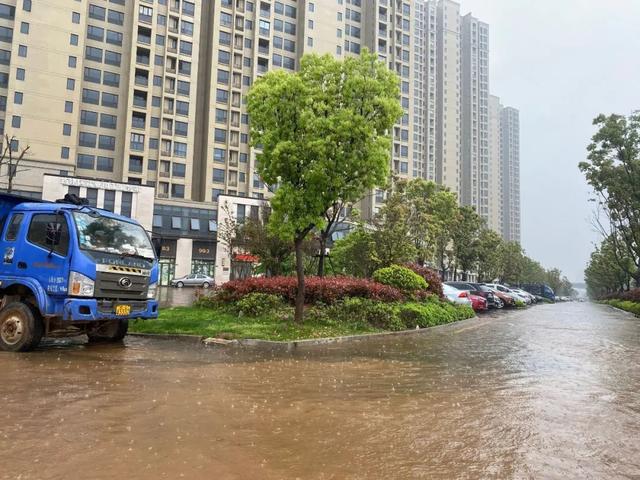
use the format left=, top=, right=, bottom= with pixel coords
left=0, top=303, right=638, bottom=479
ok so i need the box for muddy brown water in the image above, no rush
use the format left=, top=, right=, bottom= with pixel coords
left=1, top=302, right=639, bottom=479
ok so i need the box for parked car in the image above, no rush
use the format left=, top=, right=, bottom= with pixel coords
left=517, top=283, right=556, bottom=301
left=482, top=286, right=514, bottom=307
left=446, top=282, right=501, bottom=309
left=170, top=273, right=215, bottom=288
left=511, top=288, right=536, bottom=303
left=442, top=284, right=472, bottom=306
left=469, top=293, right=488, bottom=312
left=483, top=283, right=527, bottom=305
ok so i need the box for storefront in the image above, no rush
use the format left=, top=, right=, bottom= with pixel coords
left=158, top=239, right=177, bottom=286
left=191, top=241, right=216, bottom=277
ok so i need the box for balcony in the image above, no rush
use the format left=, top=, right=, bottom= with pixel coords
left=159, top=171, right=170, bottom=177
left=162, top=128, right=172, bottom=135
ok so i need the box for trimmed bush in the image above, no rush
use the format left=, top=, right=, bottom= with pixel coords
left=373, top=265, right=427, bottom=293
left=602, top=299, right=640, bottom=316
left=220, top=276, right=404, bottom=305
left=397, top=302, right=475, bottom=328
left=235, top=293, right=285, bottom=317
left=405, top=264, right=444, bottom=298
left=332, top=298, right=405, bottom=331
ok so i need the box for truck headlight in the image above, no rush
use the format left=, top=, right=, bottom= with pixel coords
left=147, top=282, right=157, bottom=299
left=69, top=271, right=95, bottom=297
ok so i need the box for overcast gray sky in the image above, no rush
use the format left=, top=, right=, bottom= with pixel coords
left=459, top=0, right=640, bottom=282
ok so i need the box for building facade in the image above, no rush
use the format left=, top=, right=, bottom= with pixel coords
left=500, top=105, right=520, bottom=243
left=0, top=0, right=522, bottom=283
left=487, top=94, right=502, bottom=235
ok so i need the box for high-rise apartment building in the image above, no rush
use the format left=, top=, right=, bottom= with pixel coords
left=500, top=105, right=520, bottom=243
left=460, top=13, right=489, bottom=220
left=487, top=94, right=502, bottom=235
left=0, top=0, right=521, bottom=281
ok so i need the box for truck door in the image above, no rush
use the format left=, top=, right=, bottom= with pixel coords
left=15, top=212, right=71, bottom=296
left=1, top=212, right=25, bottom=276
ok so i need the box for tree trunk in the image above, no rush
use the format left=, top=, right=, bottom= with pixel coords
left=294, top=236, right=305, bottom=323
left=317, top=235, right=327, bottom=277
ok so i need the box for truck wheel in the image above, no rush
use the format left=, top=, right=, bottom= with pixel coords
left=0, top=301, right=43, bottom=352
left=87, top=320, right=129, bottom=343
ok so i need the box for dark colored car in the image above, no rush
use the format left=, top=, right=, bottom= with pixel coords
left=446, top=282, right=502, bottom=309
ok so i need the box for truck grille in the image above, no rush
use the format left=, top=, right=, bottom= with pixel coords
left=94, top=271, right=149, bottom=300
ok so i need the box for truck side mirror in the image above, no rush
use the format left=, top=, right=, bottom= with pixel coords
left=46, top=222, right=63, bottom=246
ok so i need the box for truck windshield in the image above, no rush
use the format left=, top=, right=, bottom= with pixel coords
left=73, top=211, right=155, bottom=260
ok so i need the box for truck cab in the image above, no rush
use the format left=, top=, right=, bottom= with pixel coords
left=0, top=194, right=159, bottom=351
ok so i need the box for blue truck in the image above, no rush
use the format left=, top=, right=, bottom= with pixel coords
left=0, top=193, right=159, bottom=352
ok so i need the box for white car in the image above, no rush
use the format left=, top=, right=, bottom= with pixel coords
left=442, top=284, right=472, bottom=306
left=511, top=288, right=536, bottom=303
left=485, top=283, right=530, bottom=304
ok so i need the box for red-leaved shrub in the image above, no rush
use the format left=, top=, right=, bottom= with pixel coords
left=404, top=263, right=444, bottom=298
left=601, top=288, right=640, bottom=302
left=220, top=276, right=404, bottom=305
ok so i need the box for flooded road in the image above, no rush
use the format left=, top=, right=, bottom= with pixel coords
left=1, top=302, right=639, bottom=479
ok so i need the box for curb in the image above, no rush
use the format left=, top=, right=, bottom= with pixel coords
left=130, top=315, right=481, bottom=351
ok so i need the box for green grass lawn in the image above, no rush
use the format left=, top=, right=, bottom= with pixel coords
left=129, top=306, right=382, bottom=341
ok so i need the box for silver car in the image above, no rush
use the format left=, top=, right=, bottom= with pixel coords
left=170, top=273, right=215, bottom=288
left=442, top=284, right=472, bottom=306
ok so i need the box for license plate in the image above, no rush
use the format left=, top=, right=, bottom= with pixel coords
left=115, top=305, right=131, bottom=316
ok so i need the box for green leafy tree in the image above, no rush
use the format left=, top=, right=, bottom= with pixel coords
left=404, top=179, right=439, bottom=264
left=371, top=188, right=417, bottom=269
left=579, top=112, right=640, bottom=285
left=330, top=225, right=376, bottom=278
left=247, top=50, right=402, bottom=321
left=585, top=235, right=634, bottom=298
left=430, top=189, right=459, bottom=279
left=497, top=241, right=525, bottom=284
left=451, top=206, right=483, bottom=280
left=476, top=229, right=503, bottom=282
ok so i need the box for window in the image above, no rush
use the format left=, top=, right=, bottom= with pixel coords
left=0, top=49, right=9, bottom=65
left=104, top=50, right=121, bottom=66
left=284, top=21, right=295, bottom=34
left=216, top=89, right=228, bottom=103
left=81, top=110, right=98, bottom=126
left=130, top=133, right=144, bottom=151
left=217, top=69, right=229, bottom=84
left=61, top=147, right=70, bottom=159
left=218, top=50, right=230, bottom=65
left=220, top=12, right=232, bottom=26
left=156, top=14, right=165, bottom=25
left=99, top=135, right=115, bottom=150
left=182, top=1, right=195, bottom=16
left=212, top=168, right=225, bottom=182
left=79, top=132, right=97, bottom=147
left=178, top=60, right=191, bottom=75
left=106, top=30, right=122, bottom=45
left=14, top=91, right=22, bottom=104
left=20, top=22, right=29, bottom=34
left=285, top=4, right=296, bottom=18
left=176, top=101, right=189, bottom=116
left=16, top=68, right=25, bottom=80
left=63, top=124, right=71, bottom=136
left=156, top=34, right=165, bottom=46
left=88, top=4, right=105, bottom=20
left=85, top=46, right=103, bottom=62
left=171, top=184, right=184, bottom=198
left=177, top=80, right=190, bottom=95
left=219, top=31, right=231, bottom=46
left=103, top=190, right=115, bottom=212
left=190, top=218, right=199, bottom=230
left=103, top=71, right=120, bottom=87
left=129, top=155, right=143, bottom=172
left=68, top=56, right=77, bottom=68
left=120, top=192, right=132, bottom=217
left=11, top=115, right=20, bottom=128
left=0, top=26, right=11, bottom=44
left=77, top=154, right=95, bottom=169
left=64, top=101, right=74, bottom=113
left=101, top=92, right=118, bottom=108
left=72, top=11, right=81, bottom=23
left=181, top=20, right=193, bottom=36
left=138, top=5, right=152, bottom=22
left=22, top=0, right=30, bottom=12
left=84, top=67, right=101, bottom=83
left=0, top=96, right=6, bottom=112
left=28, top=214, right=70, bottom=256
left=96, top=156, right=113, bottom=172
left=67, top=78, right=75, bottom=90
left=173, top=142, right=187, bottom=157
left=175, top=121, right=188, bottom=136
left=307, top=37, right=313, bottom=47
left=0, top=72, right=8, bottom=88
left=180, top=40, right=192, bottom=55
left=214, top=148, right=225, bottom=162
left=215, top=108, right=227, bottom=123
left=171, top=216, right=181, bottom=229
left=87, top=25, right=104, bottom=41
left=172, top=163, right=186, bottom=177
left=107, top=9, right=124, bottom=26
left=82, top=88, right=99, bottom=104
left=70, top=33, right=78, bottom=45
left=18, top=45, right=27, bottom=57
left=5, top=214, right=23, bottom=241
left=214, top=129, right=226, bottom=143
